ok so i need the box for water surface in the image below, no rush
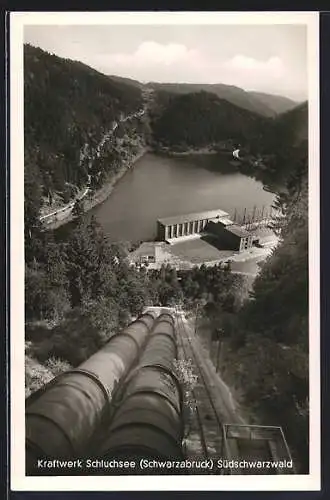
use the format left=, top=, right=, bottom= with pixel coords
left=91, top=153, right=275, bottom=243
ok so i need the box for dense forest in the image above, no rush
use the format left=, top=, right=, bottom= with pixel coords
left=150, top=89, right=308, bottom=193
left=24, top=44, right=145, bottom=241
left=247, top=90, right=298, bottom=115
left=151, top=90, right=268, bottom=149
left=199, top=155, right=309, bottom=471
left=25, top=212, right=243, bottom=391
left=148, top=81, right=297, bottom=117
left=24, top=45, right=309, bottom=471
left=151, top=89, right=307, bottom=153
left=25, top=44, right=142, bottom=187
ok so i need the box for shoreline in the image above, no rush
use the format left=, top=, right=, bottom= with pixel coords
left=155, top=147, right=220, bottom=157
left=44, top=146, right=149, bottom=230
left=168, top=150, right=218, bottom=156
left=84, top=147, right=148, bottom=212
left=43, top=145, right=276, bottom=232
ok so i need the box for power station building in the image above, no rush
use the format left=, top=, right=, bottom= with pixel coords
left=157, top=208, right=254, bottom=253
left=157, top=209, right=229, bottom=241
left=208, top=220, right=253, bottom=252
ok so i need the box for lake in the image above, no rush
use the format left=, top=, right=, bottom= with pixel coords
left=90, top=152, right=275, bottom=243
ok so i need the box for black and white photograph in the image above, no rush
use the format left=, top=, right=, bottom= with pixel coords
left=10, top=11, right=320, bottom=491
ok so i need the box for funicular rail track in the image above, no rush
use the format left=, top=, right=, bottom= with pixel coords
left=175, top=308, right=295, bottom=476
left=175, top=310, right=210, bottom=459
left=175, top=309, right=228, bottom=473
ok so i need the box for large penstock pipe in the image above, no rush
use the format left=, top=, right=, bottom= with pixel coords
left=97, top=313, right=184, bottom=470
left=26, top=311, right=157, bottom=473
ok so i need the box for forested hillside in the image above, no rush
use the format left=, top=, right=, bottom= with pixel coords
left=274, top=101, right=308, bottom=145
left=25, top=44, right=142, bottom=187
left=151, top=89, right=307, bottom=150
left=251, top=101, right=308, bottom=187
left=149, top=89, right=308, bottom=195
left=148, top=81, right=284, bottom=117
left=219, top=168, right=308, bottom=471
left=151, top=91, right=268, bottom=149
left=248, top=91, right=298, bottom=115
left=108, top=74, right=143, bottom=88
left=25, top=211, right=243, bottom=394
left=24, top=44, right=144, bottom=238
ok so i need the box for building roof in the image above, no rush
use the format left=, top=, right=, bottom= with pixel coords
left=225, top=224, right=250, bottom=237
left=157, top=208, right=229, bottom=226
left=129, top=242, right=157, bottom=260
left=218, top=217, right=234, bottom=226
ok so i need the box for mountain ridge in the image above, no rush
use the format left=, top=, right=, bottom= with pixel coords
left=145, top=81, right=298, bottom=117
left=26, top=43, right=299, bottom=118
left=248, top=90, right=299, bottom=115
left=150, top=90, right=268, bottom=149
left=104, top=76, right=298, bottom=118
left=24, top=44, right=307, bottom=233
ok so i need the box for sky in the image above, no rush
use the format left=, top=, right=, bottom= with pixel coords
left=24, top=24, right=308, bottom=101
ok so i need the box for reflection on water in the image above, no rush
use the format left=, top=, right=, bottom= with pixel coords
left=88, top=153, right=276, bottom=243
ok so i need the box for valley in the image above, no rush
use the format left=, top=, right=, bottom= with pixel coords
left=23, top=43, right=309, bottom=474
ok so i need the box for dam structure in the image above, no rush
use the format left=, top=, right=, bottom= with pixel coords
left=157, top=209, right=229, bottom=242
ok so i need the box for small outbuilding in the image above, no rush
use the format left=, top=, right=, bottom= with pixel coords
left=208, top=220, right=253, bottom=252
